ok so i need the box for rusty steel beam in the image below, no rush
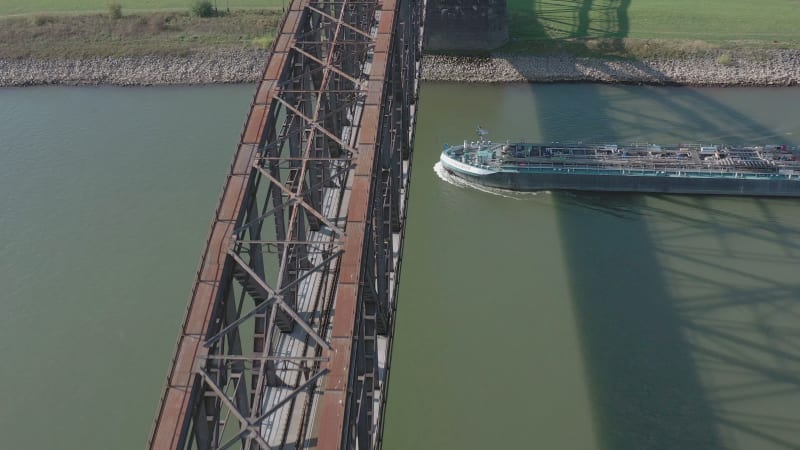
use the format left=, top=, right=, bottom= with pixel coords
left=315, top=0, right=424, bottom=448
left=148, top=0, right=424, bottom=447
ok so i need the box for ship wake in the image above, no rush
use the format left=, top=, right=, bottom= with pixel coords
left=433, top=162, right=549, bottom=199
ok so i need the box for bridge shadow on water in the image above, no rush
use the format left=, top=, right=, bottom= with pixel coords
left=508, top=6, right=800, bottom=444
left=554, top=189, right=800, bottom=450
left=414, top=78, right=800, bottom=449
left=555, top=192, right=722, bottom=450
left=524, top=61, right=800, bottom=448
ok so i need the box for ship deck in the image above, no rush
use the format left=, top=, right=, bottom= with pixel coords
left=444, top=141, right=800, bottom=178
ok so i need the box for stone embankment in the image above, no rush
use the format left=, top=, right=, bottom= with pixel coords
left=1, top=49, right=799, bottom=86
left=421, top=50, right=800, bottom=86
left=0, top=49, right=269, bottom=86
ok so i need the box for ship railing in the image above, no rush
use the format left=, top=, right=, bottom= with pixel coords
left=495, top=161, right=795, bottom=178
left=499, top=157, right=787, bottom=171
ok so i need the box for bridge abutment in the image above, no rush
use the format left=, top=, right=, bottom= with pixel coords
left=424, top=0, right=509, bottom=51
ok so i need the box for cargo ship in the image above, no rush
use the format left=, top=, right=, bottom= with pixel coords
left=439, top=128, right=800, bottom=196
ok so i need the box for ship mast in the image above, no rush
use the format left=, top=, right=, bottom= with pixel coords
left=476, top=125, right=489, bottom=148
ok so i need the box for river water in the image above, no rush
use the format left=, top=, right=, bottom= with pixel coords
left=1, top=84, right=799, bottom=450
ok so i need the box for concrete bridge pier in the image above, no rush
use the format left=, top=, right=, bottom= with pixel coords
left=424, top=0, right=509, bottom=51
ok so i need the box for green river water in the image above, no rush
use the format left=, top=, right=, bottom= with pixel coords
left=1, top=83, right=799, bottom=449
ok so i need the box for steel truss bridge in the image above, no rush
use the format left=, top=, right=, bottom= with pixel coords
left=148, top=0, right=424, bottom=448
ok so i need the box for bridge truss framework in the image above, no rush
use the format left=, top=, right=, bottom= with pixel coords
left=148, top=0, right=424, bottom=448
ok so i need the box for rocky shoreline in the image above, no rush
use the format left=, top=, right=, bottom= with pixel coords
left=0, top=49, right=270, bottom=87
left=1, top=48, right=799, bottom=87
left=421, top=50, right=800, bottom=86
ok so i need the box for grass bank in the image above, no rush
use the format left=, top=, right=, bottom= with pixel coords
left=4, top=0, right=800, bottom=86
left=503, top=0, right=800, bottom=59
left=7, top=0, right=800, bottom=61
left=0, top=9, right=281, bottom=59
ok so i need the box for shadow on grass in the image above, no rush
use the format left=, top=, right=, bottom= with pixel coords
left=507, top=0, right=631, bottom=41
left=503, top=0, right=721, bottom=61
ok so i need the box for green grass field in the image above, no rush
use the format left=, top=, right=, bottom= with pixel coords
left=507, top=0, right=800, bottom=43
left=0, top=9, right=281, bottom=58
left=0, top=0, right=282, bottom=15
left=4, top=0, right=800, bottom=60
